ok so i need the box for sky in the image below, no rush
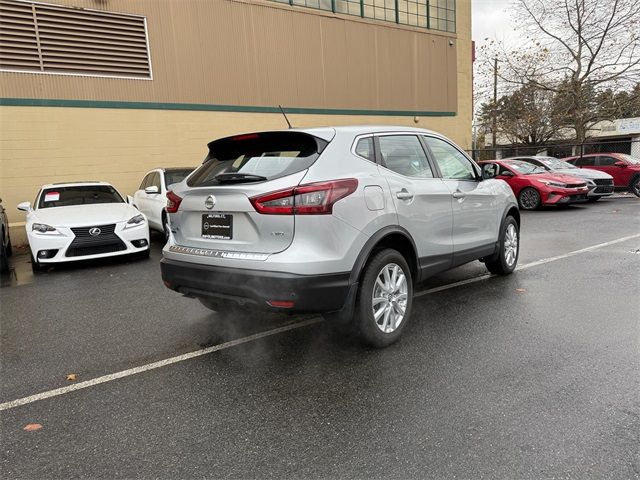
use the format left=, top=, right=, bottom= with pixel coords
left=472, top=0, right=515, bottom=48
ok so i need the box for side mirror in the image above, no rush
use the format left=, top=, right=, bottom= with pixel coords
left=145, top=186, right=160, bottom=195
left=481, top=164, right=498, bottom=180
left=614, top=161, right=626, bottom=167
left=17, top=201, right=32, bottom=212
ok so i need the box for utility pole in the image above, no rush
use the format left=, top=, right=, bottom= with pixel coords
left=492, top=57, right=498, bottom=150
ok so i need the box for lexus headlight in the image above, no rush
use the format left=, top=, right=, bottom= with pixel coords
left=124, top=214, right=145, bottom=229
left=32, top=223, right=57, bottom=233
left=538, top=180, right=567, bottom=188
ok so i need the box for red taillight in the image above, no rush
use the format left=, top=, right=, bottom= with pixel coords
left=166, top=190, right=182, bottom=213
left=250, top=179, right=358, bottom=215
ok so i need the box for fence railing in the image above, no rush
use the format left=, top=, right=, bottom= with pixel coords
left=467, top=138, right=640, bottom=161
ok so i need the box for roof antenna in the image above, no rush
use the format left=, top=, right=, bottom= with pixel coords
left=278, top=105, right=293, bottom=129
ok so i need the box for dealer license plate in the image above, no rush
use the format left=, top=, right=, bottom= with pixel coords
left=201, top=213, right=233, bottom=240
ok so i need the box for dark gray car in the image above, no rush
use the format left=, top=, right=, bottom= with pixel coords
left=1, top=197, right=13, bottom=273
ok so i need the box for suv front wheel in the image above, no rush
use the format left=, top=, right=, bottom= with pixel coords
left=485, top=216, right=519, bottom=275
left=356, top=249, right=413, bottom=348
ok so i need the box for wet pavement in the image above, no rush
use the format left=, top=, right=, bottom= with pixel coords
left=1, top=198, right=639, bottom=479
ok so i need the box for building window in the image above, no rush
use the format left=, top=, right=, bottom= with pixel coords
left=0, top=0, right=152, bottom=79
left=270, top=0, right=455, bottom=33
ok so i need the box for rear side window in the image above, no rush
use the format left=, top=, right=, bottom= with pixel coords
left=578, top=156, right=596, bottom=166
left=38, top=186, right=124, bottom=209
left=188, top=132, right=328, bottom=186
left=597, top=156, right=617, bottom=166
left=355, top=137, right=375, bottom=162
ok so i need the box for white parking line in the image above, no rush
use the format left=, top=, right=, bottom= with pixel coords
left=1, top=233, right=639, bottom=413
left=415, top=232, right=640, bottom=298
left=0, top=318, right=322, bottom=412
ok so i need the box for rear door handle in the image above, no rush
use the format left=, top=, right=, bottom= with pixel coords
left=396, top=189, right=414, bottom=200
left=452, top=190, right=466, bottom=199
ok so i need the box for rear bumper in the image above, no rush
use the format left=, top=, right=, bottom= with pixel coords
left=160, top=258, right=352, bottom=313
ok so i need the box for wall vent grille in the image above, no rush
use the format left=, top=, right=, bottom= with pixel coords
left=0, top=0, right=151, bottom=78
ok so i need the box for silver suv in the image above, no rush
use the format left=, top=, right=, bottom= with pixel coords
left=161, top=126, right=520, bottom=347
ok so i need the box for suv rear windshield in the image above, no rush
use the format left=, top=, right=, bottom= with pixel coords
left=187, top=132, right=328, bottom=187
left=38, top=185, right=124, bottom=209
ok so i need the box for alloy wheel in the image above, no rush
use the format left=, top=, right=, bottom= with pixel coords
left=632, top=177, right=640, bottom=197
left=504, top=223, right=518, bottom=267
left=371, top=263, right=408, bottom=334
left=520, top=189, right=540, bottom=210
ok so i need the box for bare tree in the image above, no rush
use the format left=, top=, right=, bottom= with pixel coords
left=487, top=0, right=640, bottom=142
left=479, top=82, right=563, bottom=150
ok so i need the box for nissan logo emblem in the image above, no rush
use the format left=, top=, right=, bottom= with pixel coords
left=205, top=195, right=216, bottom=210
left=89, top=227, right=101, bottom=236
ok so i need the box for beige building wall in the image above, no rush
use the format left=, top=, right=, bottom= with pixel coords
left=0, top=0, right=472, bottom=244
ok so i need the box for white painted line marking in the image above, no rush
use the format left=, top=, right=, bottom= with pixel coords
left=415, top=232, right=640, bottom=297
left=2, top=233, right=639, bottom=412
left=0, top=318, right=322, bottom=412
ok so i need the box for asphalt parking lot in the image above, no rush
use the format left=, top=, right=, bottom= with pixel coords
left=1, top=197, right=639, bottom=479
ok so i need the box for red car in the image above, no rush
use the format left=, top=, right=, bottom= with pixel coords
left=563, top=153, right=640, bottom=197
left=479, top=159, right=589, bottom=210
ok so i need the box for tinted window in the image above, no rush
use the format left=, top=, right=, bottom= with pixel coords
left=378, top=135, right=433, bottom=178
left=150, top=172, right=161, bottom=189
left=578, top=156, right=596, bottom=166
left=188, top=132, right=327, bottom=186
left=355, top=137, right=375, bottom=162
left=423, top=136, right=475, bottom=180
left=38, top=186, right=124, bottom=209
left=164, top=169, right=193, bottom=188
left=598, top=156, right=618, bottom=166
left=139, top=173, right=152, bottom=190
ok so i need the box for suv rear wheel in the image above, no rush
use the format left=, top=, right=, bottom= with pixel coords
left=356, top=249, right=413, bottom=348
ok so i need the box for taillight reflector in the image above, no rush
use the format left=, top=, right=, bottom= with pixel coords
left=166, top=190, right=182, bottom=213
left=267, top=300, right=295, bottom=308
left=250, top=178, right=358, bottom=215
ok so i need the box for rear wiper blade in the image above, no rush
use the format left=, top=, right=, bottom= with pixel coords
left=214, top=173, right=268, bottom=183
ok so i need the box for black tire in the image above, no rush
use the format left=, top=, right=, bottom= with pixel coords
left=355, top=249, right=413, bottom=348
left=629, top=175, right=640, bottom=198
left=518, top=187, right=541, bottom=210
left=485, top=216, right=519, bottom=275
left=30, top=252, right=43, bottom=273
left=587, top=197, right=600, bottom=202
left=162, top=211, right=170, bottom=242
left=0, top=243, right=8, bottom=274
left=6, top=235, right=12, bottom=257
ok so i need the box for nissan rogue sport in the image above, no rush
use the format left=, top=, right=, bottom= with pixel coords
left=161, top=127, right=520, bottom=347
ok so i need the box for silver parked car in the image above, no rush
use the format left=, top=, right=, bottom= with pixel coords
left=161, top=127, right=520, bottom=347
left=510, top=156, right=614, bottom=201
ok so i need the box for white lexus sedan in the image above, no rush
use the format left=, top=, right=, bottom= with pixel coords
left=18, top=181, right=150, bottom=271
